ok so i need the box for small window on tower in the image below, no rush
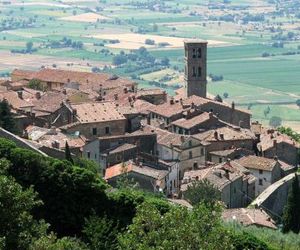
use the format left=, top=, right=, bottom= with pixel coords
left=198, top=67, right=202, bottom=77
left=192, top=67, right=196, bottom=77
left=192, top=48, right=196, bottom=58
left=197, top=48, right=202, bottom=58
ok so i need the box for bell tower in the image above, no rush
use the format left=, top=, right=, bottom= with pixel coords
left=184, top=40, right=207, bottom=98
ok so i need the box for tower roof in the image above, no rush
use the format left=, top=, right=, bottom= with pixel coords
left=184, top=39, right=208, bottom=45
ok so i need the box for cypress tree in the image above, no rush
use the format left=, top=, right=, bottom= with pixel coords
left=282, top=174, right=300, bottom=233
left=0, top=99, right=16, bottom=133
left=65, top=141, right=73, bottom=164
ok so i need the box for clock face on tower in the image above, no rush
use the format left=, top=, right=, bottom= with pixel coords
left=184, top=41, right=207, bottom=98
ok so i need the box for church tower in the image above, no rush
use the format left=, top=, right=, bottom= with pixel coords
left=184, top=40, right=207, bottom=98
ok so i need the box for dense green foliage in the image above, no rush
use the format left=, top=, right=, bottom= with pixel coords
left=0, top=99, right=16, bottom=133
left=278, top=127, right=300, bottom=142
left=282, top=174, right=300, bottom=233
left=0, top=173, right=47, bottom=249
left=227, top=223, right=300, bottom=250
left=64, top=141, right=73, bottom=164
left=184, top=179, right=221, bottom=206
left=0, top=137, right=297, bottom=249
left=28, top=79, right=44, bottom=91
left=118, top=202, right=232, bottom=250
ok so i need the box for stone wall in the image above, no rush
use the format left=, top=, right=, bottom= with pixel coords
left=0, top=127, right=47, bottom=156
left=251, top=173, right=300, bottom=219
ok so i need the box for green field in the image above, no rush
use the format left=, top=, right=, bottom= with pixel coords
left=1, top=0, right=300, bottom=130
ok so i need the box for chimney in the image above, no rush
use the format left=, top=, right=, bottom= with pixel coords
left=114, top=94, right=118, bottom=100
left=220, top=133, right=224, bottom=140
left=48, top=126, right=57, bottom=135
left=209, top=112, right=213, bottom=118
left=214, top=131, right=218, bottom=140
left=180, top=136, right=185, bottom=143
left=128, top=96, right=132, bottom=103
left=147, top=116, right=151, bottom=125
left=170, top=98, right=174, bottom=105
left=35, top=92, right=41, bottom=99
left=62, top=89, right=67, bottom=95
left=73, top=108, right=77, bottom=116
left=97, top=95, right=103, bottom=101
left=124, top=88, right=128, bottom=94
left=273, top=139, right=277, bottom=148
left=224, top=169, right=230, bottom=179
left=191, top=102, right=195, bottom=109
left=17, top=91, right=23, bottom=99
left=180, top=98, right=183, bottom=106
left=52, top=140, right=60, bottom=149
left=273, top=155, right=278, bottom=161
left=232, top=101, right=235, bottom=110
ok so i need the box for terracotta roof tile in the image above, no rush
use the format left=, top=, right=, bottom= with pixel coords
left=171, top=112, right=212, bottom=129
left=71, top=102, right=126, bottom=123
left=222, top=208, right=277, bottom=229
left=0, top=90, right=33, bottom=109
left=236, top=155, right=277, bottom=171
left=105, top=161, right=168, bottom=180
left=22, top=68, right=135, bottom=90
left=193, top=126, right=256, bottom=142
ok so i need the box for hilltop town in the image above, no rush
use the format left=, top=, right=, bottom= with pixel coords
left=0, top=40, right=299, bottom=234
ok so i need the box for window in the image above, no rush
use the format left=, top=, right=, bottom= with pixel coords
left=189, top=151, right=193, bottom=159
left=105, top=126, right=110, bottom=134
left=189, top=141, right=192, bottom=147
left=219, top=157, right=223, bottom=163
left=87, top=151, right=91, bottom=159
left=197, top=48, right=202, bottom=58
left=193, top=162, right=198, bottom=169
left=200, top=148, right=204, bottom=156
left=95, top=154, right=97, bottom=159
left=197, top=67, right=201, bottom=77
left=92, top=127, right=97, bottom=136
left=192, top=66, right=196, bottom=77
left=259, top=169, right=263, bottom=174
left=192, top=48, right=196, bottom=58
left=259, top=179, right=263, bottom=186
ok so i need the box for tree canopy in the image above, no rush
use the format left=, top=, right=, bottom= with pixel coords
left=282, top=174, right=300, bottom=233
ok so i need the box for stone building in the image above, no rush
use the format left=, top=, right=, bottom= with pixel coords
left=104, top=161, right=169, bottom=194
left=149, top=95, right=251, bottom=129
left=192, top=126, right=256, bottom=160
left=170, top=111, right=225, bottom=135
left=235, top=155, right=282, bottom=196
left=83, top=132, right=157, bottom=174
left=180, top=165, right=244, bottom=208
left=137, top=125, right=208, bottom=180
left=11, top=68, right=137, bottom=94
left=60, top=102, right=127, bottom=139
left=209, top=148, right=253, bottom=164
left=25, top=125, right=85, bottom=156
left=257, top=129, right=300, bottom=166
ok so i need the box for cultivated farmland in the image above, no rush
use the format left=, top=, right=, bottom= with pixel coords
left=0, top=0, right=300, bottom=130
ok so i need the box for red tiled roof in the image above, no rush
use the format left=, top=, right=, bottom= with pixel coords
left=105, top=161, right=168, bottom=180
left=71, top=102, right=126, bottom=123
left=222, top=208, right=277, bottom=229
left=171, top=112, right=212, bottom=129
left=193, top=126, right=256, bottom=142
left=19, top=68, right=135, bottom=90
left=236, top=155, right=277, bottom=171
left=0, top=90, right=33, bottom=109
